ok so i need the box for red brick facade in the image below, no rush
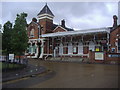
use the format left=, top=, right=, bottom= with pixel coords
left=27, top=22, right=39, bottom=39
left=26, top=4, right=120, bottom=63
left=39, top=18, right=53, bottom=34
left=110, top=26, right=120, bottom=53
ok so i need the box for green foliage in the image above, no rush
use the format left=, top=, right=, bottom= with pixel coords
left=12, top=13, right=28, bottom=56
left=0, top=62, right=25, bottom=70
left=2, top=12, right=28, bottom=56
left=0, top=24, right=2, bottom=29
left=2, top=21, right=13, bottom=54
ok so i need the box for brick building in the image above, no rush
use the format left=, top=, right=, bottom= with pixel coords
left=26, top=4, right=120, bottom=62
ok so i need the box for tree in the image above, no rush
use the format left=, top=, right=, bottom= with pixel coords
left=2, top=21, right=13, bottom=55
left=0, top=24, right=2, bottom=30
left=12, top=13, right=28, bottom=60
left=0, top=24, right=2, bottom=55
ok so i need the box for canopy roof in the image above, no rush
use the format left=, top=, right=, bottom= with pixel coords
left=41, top=27, right=110, bottom=38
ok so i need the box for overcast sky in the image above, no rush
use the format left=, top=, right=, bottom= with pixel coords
left=0, top=1, right=118, bottom=30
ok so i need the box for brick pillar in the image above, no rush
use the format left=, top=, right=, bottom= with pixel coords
left=104, top=51, right=107, bottom=63
left=89, top=50, right=92, bottom=63
left=89, top=50, right=95, bottom=63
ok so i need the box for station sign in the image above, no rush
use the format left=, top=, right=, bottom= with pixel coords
left=95, top=52, right=104, bottom=60
left=108, top=54, right=120, bottom=57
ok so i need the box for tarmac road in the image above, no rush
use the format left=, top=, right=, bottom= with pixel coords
left=3, top=59, right=119, bottom=88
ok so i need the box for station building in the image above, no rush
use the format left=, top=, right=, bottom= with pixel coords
left=26, top=4, right=120, bottom=63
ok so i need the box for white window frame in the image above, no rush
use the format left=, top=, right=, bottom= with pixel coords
left=30, top=28, right=34, bottom=37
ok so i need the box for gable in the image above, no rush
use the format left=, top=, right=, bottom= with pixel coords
left=110, top=25, right=120, bottom=33
left=53, top=26, right=67, bottom=33
left=27, top=22, right=39, bottom=33
left=110, top=26, right=120, bottom=36
left=27, top=21, right=39, bottom=39
left=28, top=22, right=38, bottom=29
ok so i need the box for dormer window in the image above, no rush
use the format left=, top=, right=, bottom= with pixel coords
left=30, top=28, right=34, bottom=37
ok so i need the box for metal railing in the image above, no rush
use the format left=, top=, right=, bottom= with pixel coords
left=0, top=55, right=28, bottom=65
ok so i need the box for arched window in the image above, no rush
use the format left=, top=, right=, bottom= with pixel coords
left=30, top=28, right=34, bottom=37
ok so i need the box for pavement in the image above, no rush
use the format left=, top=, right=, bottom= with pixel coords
left=2, top=64, right=47, bottom=82
left=2, top=58, right=118, bottom=83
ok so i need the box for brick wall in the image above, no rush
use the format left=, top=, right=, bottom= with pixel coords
left=83, top=46, right=89, bottom=54
left=110, top=26, right=120, bottom=52
left=89, top=51, right=120, bottom=64
left=39, top=18, right=53, bottom=34
left=27, top=22, right=39, bottom=39
left=89, top=51, right=104, bottom=63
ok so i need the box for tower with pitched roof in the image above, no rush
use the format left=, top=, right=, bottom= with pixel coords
left=37, top=4, right=54, bottom=34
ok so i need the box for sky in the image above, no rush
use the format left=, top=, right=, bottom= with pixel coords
left=0, top=1, right=118, bottom=30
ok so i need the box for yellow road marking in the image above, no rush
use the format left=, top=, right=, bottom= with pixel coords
left=2, top=69, right=52, bottom=85
left=2, top=77, right=30, bottom=85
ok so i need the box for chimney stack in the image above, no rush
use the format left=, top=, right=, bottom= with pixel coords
left=113, top=15, right=118, bottom=28
left=61, top=19, right=65, bottom=28
left=32, top=18, right=37, bottom=22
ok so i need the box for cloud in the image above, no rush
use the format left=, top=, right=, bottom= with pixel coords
left=1, top=2, right=118, bottom=30
left=2, top=2, right=45, bottom=25
left=0, top=2, right=2, bottom=24
left=47, top=2, right=117, bottom=30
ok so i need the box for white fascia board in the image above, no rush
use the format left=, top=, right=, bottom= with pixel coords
left=39, top=17, right=53, bottom=20
left=53, top=25, right=67, bottom=32
left=39, top=13, right=54, bottom=18
left=38, top=14, right=54, bottom=20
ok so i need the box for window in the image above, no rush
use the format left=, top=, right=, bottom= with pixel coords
left=73, top=46, right=78, bottom=54
left=33, top=45, right=37, bottom=53
left=29, top=46, right=32, bottom=53
left=30, top=28, right=34, bottom=37
left=89, top=41, right=95, bottom=51
left=73, top=47, right=77, bottom=53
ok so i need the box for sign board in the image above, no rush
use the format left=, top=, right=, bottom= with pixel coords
left=95, top=48, right=100, bottom=51
left=9, top=54, right=14, bottom=60
left=95, top=52, right=104, bottom=60
left=108, top=54, right=120, bottom=57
